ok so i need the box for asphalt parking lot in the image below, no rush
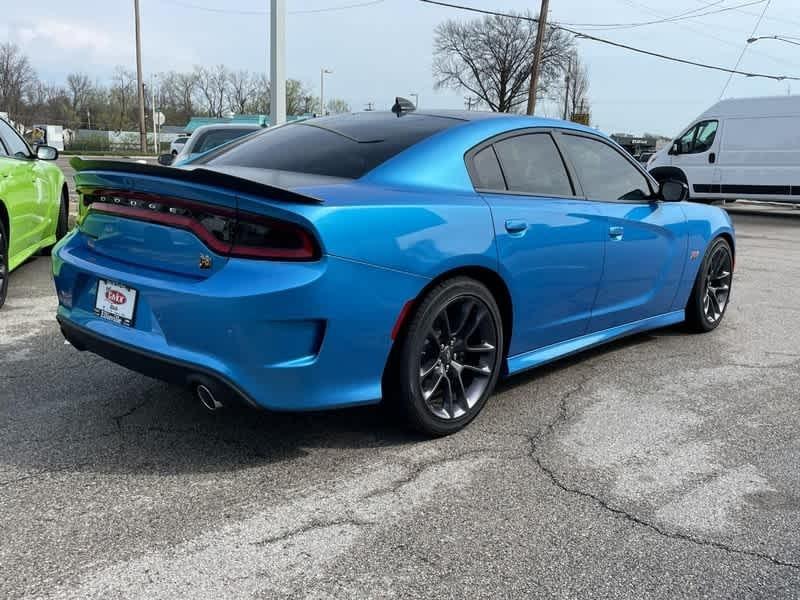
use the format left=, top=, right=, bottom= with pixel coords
left=1, top=204, right=799, bottom=598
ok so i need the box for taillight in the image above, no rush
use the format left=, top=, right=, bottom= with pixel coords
left=231, top=215, right=319, bottom=260
left=83, top=190, right=319, bottom=261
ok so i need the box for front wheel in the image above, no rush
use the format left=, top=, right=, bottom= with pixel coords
left=389, top=277, right=504, bottom=436
left=686, top=237, right=733, bottom=332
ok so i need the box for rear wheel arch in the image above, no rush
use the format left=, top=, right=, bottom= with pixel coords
left=0, top=199, right=8, bottom=243
left=389, top=265, right=513, bottom=365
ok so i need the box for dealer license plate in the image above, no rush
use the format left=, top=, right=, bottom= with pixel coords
left=94, top=279, right=138, bottom=327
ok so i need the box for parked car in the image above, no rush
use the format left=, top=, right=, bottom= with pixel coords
left=648, top=95, right=800, bottom=204
left=170, top=135, right=190, bottom=156
left=53, top=109, right=734, bottom=435
left=159, top=124, right=262, bottom=166
left=0, top=118, right=68, bottom=308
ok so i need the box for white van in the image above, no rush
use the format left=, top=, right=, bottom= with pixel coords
left=647, top=95, right=800, bottom=204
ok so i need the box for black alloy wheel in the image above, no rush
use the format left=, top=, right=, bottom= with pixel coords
left=390, top=277, right=504, bottom=436
left=687, top=237, right=733, bottom=332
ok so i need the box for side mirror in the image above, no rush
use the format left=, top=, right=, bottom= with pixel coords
left=36, top=145, right=58, bottom=161
left=157, top=153, right=174, bottom=166
left=668, top=143, right=679, bottom=156
left=659, top=179, right=689, bottom=202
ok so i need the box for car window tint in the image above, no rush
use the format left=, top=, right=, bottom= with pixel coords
left=492, top=133, right=573, bottom=196
left=472, top=146, right=505, bottom=190
left=561, top=135, right=651, bottom=201
left=0, top=119, right=30, bottom=158
left=194, top=129, right=256, bottom=153
left=200, top=113, right=461, bottom=179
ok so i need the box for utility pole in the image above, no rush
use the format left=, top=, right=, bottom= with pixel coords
left=464, top=96, right=476, bottom=111
left=134, top=0, right=147, bottom=152
left=151, top=74, right=159, bottom=154
left=364, top=102, right=374, bottom=111
left=320, top=68, right=332, bottom=116
left=526, top=0, right=550, bottom=116
left=562, top=57, right=571, bottom=121
left=270, top=0, right=286, bottom=126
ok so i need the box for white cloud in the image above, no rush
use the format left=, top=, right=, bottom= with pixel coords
left=9, top=19, right=131, bottom=66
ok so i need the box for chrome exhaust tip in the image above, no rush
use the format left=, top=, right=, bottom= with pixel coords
left=196, top=383, right=224, bottom=411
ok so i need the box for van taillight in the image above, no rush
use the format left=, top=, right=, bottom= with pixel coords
left=84, top=190, right=320, bottom=261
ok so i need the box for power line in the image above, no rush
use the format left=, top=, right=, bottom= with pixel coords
left=719, top=0, right=773, bottom=98
left=419, top=0, right=800, bottom=82
left=559, top=0, right=765, bottom=31
left=159, top=0, right=385, bottom=15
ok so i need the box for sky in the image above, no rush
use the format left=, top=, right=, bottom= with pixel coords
left=3, top=0, right=800, bottom=137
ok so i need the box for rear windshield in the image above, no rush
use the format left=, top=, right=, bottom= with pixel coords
left=198, top=112, right=462, bottom=179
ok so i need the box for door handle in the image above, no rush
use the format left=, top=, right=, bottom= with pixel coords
left=709, top=152, right=716, bottom=164
left=505, top=219, right=528, bottom=235
left=609, top=226, right=624, bottom=241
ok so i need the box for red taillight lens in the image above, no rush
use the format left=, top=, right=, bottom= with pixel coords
left=84, top=190, right=319, bottom=261
left=231, top=215, right=319, bottom=260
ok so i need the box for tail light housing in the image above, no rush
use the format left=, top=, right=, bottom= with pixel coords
left=83, top=190, right=320, bottom=261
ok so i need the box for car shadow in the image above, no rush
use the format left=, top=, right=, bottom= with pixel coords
left=2, top=324, right=683, bottom=479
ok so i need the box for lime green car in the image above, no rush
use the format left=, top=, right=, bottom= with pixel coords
left=0, top=118, right=69, bottom=308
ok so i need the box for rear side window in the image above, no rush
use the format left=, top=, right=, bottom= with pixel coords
left=202, top=113, right=461, bottom=179
left=194, top=129, right=256, bottom=153
left=472, top=147, right=505, bottom=190
left=561, top=134, right=651, bottom=201
left=492, top=133, right=573, bottom=196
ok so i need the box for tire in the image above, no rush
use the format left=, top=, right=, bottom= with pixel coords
left=0, top=218, right=8, bottom=310
left=685, top=237, right=733, bottom=332
left=388, top=277, right=504, bottom=436
left=55, top=187, right=69, bottom=240
left=42, top=188, right=69, bottom=255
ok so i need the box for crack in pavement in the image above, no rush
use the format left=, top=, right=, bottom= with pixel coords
left=527, top=372, right=800, bottom=573
left=111, top=396, right=156, bottom=430
left=251, top=516, right=376, bottom=547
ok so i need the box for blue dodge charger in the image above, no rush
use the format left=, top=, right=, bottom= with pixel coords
left=53, top=107, right=734, bottom=435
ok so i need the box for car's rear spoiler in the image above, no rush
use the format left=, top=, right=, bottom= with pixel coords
left=70, top=157, right=324, bottom=205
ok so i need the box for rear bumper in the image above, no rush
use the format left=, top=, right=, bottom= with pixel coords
left=52, top=229, right=429, bottom=412
left=57, top=315, right=259, bottom=408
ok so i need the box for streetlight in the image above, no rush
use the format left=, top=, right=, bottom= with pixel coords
left=410, top=93, right=419, bottom=108
left=747, top=35, right=800, bottom=47
left=320, top=68, right=333, bottom=116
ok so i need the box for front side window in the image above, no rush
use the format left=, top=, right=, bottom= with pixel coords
left=675, top=120, right=718, bottom=154
left=0, top=119, right=31, bottom=159
left=492, top=133, right=573, bottom=197
left=561, top=134, right=651, bottom=201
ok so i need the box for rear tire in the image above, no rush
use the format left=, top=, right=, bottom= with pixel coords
left=43, top=188, right=69, bottom=255
left=0, top=219, right=8, bottom=310
left=685, top=237, right=733, bottom=332
left=387, top=277, right=504, bottom=436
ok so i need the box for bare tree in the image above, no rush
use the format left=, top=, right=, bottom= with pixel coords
left=110, top=67, right=136, bottom=131
left=246, top=73, right=270, bottom=114
left=286, top=79, right=315, bottom=116
left=326, top=98, right=350, bottom=114
left=433, top=11, right=573, bottom=113
left=194, top=65, right=229, bottom=117
left=66, top=73, right=93, bottom=112
left=227, top=70, right=254, bottom=115
left=0, top=43, right=36, bottom=118
left=555, top=51, right=590, bottom=120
